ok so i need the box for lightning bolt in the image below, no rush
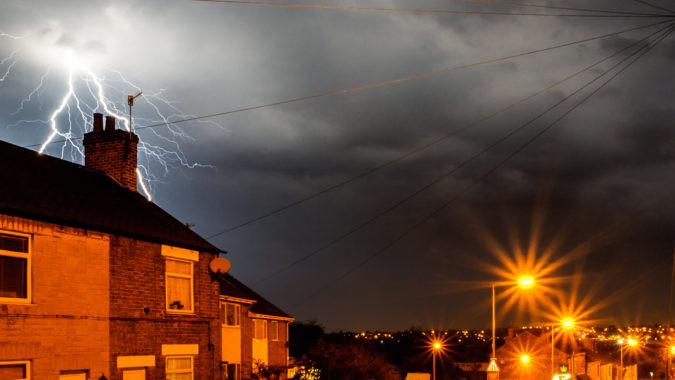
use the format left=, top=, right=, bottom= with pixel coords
left=1, top=31, right=216, bottom=201
left=0, top=50, right=20, bottom=83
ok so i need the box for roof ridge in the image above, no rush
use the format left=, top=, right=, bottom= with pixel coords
left=0, top=139, right=222, bottom=254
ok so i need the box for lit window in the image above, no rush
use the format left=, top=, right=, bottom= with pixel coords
left=166, top=356, right=193, bottom=380
left=165, top=259, right=193, bottom=313
left=0, top=232, right=30, bottom=303
left=269, top=321, right=279, bottom=341
left=253, top=319, right=267, bottom=340
left=0, top=361, right=30, bottom=380
left=221, top=302, right=240, bottom=326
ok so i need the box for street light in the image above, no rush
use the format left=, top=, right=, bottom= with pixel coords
left=518, top=276, right=535, bottom=289
left=490, top=275, right=536, bottom=378
left=551, top=318, right=576, bottom=377
left=432, top=340, right=442, bottom=380
left=618, top=338, right=638, bottom=380
left=520, top=354, right=531, bottom=380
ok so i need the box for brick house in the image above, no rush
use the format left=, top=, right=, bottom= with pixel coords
left=218, top=274, right=293, bottom=380
left=0, top=113, right=227, bottom=380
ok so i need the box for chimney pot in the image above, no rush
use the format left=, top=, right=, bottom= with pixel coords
left=84, top=113, right=139, bottom=192
left=105, top=116, right=116, bottom=131
left=93, top=113, right=103, bottom=132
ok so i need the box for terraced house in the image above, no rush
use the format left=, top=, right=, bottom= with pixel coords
left=218, top=274, right=293, bottom=380
left=0, top=113, right=291, bottom=380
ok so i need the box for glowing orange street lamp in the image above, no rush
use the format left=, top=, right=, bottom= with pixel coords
left=518, top=276, right=535, bottom=289
left=551, top=318, right=575, bottom=377
left=520, top=354, right=531, bottom=380
left=618, top=338, right=638, bottom=380
left=668, top=345, right=675, bottom=380
left=490, top=275, right=536, bottom=380
left=432, top=341, right=442, bottom=380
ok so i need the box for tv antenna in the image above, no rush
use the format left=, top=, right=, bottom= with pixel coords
left=127, top=91, right=143, bottom=131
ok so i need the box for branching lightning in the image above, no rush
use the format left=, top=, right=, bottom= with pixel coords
left=1, top=31, right=216, bottom=201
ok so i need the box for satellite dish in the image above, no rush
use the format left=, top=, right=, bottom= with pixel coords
left=209, top=257, right=231, bottom=274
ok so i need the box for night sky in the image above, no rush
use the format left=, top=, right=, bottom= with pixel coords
left=1, top=0, right=674, bottom=332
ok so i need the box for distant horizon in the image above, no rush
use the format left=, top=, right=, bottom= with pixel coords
left=303, top=322, right=675, bottom=334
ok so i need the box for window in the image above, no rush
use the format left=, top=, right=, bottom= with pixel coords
left=165, top=259, right=193, bottom=313
left=253, top=319, right=266, bottom=340
left=0, top=361, right=30, bottom=380
left=166, top=356, right=193, bottom=380
left=0, top=232, right=30, bottom=303
left=59, top=371, right=87, bottom=380
left=269, top=321, right=278, bottom=341
left=224, top=363, right=240, bottom=380
left=221, top=303, right=240, bottom=326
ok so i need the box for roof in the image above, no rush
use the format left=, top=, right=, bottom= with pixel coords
left=0, top=140, right=221, bottom=254
left=218, top=273, right=292, bottom=319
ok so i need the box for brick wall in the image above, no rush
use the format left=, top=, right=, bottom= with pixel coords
left=268, top=322, right=288, bottom=380
left=83, top=129, right=138, bottom=192
left=0, top=214, right=110, bottom=380
left=240, top=304, right=254, bottom=379
left=108, top=236, right=220, bottom=380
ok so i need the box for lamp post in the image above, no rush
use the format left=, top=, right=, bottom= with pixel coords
left=432, top=341, right=441, bottom=380
left=489, top=276, right=535, bottom=379
left=618, top=338, right=637, bottom=380
left=668, top=345, right=675, bottom=380
left=551, top=319, right=575, bottom=378
left=520, top=354, right=530, bottom=380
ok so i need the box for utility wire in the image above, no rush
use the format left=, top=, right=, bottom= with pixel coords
left=201, top=19, right=671, bottom=239
left=633, top=0, right=675, bottom=15
left=461, top=0, right=666, bottom=17
left=194, top=0, right=673, bottom=18
left=26, top=20, right=669, bottom=152
left=289, top=22, right=675, bottom=310
left=253, top=21, right=675, bottom=286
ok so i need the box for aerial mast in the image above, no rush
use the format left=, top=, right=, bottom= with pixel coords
left=127, top=91, right=143, bottom=131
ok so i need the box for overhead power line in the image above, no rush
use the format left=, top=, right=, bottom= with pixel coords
left=288, top=22, right=675, bottom=310
left=201, top=19, right=671, bottom=239
left=461, top=0, right=667, bottom=17
left=633, top=0, right=675, bottom=15
left=194, top=0, right=673, bottom=17
left=27, top=19, right=669, bottom=152
left=253, top=21, right=675, bottom=286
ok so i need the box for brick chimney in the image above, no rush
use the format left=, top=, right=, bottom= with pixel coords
left=83, top=113, right=139, bottom=191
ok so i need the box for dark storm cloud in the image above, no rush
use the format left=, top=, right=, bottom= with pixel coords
left=1, top=0, right=674, bottom=330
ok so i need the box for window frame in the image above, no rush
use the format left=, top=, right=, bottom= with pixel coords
left=0, top=360, right=31, bottom=380
left=165, top=258, right=194, bottom=314
left=221, top=302, right=241, bottom=327
left=165, top=355, right=193, bottom=380
left=253, top=319, right=267, bottom=340
left=0, top=231, right=31, bottom=304
left=269, top=320, right=279, bottom=341
left=224, top=363, right=240, bottom=380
